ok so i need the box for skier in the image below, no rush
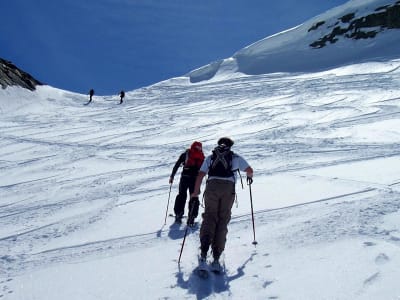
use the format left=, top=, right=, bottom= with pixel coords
left=88, top=88, right=94, bottom=103
left=169, top=141, right=205, bottom=226
left=191, top=137, right=253, bottom=272
left=119, top=90, right=125, bottom=104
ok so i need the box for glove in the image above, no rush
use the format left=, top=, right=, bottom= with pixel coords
left=246, top=176, right=253, bottom=185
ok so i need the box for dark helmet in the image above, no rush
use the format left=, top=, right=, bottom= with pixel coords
left=217, top=137, right=234, bottom=148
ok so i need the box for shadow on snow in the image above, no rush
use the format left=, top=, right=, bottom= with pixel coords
left=156, top=222, right=200, bottom=240
left=174, top=252, right=257, bottom=299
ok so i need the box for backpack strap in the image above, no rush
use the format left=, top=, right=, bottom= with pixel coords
left=211, top=148, right=231, bottom=170
left=208, top=146, right=235, bottom=178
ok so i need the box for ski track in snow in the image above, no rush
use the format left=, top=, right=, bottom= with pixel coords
left=1, top=63, right=400, bottom=299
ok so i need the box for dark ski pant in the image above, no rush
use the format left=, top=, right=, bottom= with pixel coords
left=173, top=175, right=199, bottom=219
left=200, top=179, right=235, bottom=260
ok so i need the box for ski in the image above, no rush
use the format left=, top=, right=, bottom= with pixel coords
left=196, top=268, right=209, bottom=279
left=194, top=262, right=224, bottom=278
left=168, top=213, right=187, bottom=218
left=209, top=260, right=224, bottom=274
left=195, top=265, right=209, bottom=279
left=195, top=257, right=209, bottom=279
left=168, top=213, right=190, bottom=225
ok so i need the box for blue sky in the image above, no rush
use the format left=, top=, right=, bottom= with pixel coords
left=1, top=0, right=347, bottom=95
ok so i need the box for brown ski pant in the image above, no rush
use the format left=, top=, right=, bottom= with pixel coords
left=200, top=179, right=235, bottom=260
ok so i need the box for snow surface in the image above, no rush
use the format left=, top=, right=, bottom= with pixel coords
left=188, top=0, right=400, bottom=83
left=2, top=0, right=400, bottom=299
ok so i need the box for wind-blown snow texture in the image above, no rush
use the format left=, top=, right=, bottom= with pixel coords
left=1, top=0, right=400, bottom=299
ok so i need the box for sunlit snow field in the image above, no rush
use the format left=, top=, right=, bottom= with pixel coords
left=1, top=58, right=400, bottom=299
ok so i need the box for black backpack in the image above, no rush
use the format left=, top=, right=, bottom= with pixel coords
left=208, top=145, right=234, bottom=178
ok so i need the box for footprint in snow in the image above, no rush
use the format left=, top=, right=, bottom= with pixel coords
left=363, top=241, right=376, bottom=247
left=363, top=272, right=380, bottom=286
left=375, top=253, right=389, bottom=265
left=263, top=280, right=273, bottom=288
left=389, top=235, right=400, bottom=241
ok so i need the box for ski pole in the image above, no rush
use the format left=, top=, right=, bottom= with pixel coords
left=248, top=182, right=257, bottom=245
left=178, top=198, right=197, bottom=264
left=237, top=170, right=244, bottom=189
left=178, top=226, right=189, bottom=265
left=164, top=183, right=172, bottom=225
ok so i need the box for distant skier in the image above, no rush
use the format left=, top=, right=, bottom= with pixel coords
left=119, top=90, right=125, bottom=104
left=88, top=88, right=95, bottom=103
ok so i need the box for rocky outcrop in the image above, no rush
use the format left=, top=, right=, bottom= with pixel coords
left=309, top=1, right=400, bottom=48
left=0, top=58, right=42, bottom=91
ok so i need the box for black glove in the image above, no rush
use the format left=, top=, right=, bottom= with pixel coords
left=246, top=176, right=253, bottom=185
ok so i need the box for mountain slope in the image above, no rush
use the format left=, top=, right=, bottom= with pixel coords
left=189, top=0, right=400, bottom=83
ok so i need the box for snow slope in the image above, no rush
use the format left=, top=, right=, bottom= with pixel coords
left=1, top=58, right=400, bottom=299
left=188, top=0, right=400, bottom=83
left=1, top=0, right=400, bottom=299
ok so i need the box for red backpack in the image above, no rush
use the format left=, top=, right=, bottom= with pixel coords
left=184, top=141, right=205, bottom=168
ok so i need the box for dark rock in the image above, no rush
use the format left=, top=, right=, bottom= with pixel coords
left=309, top=2, right=400, bottom=49
left=340, top=13, right=355, bottom=23
left=0, top=58, right=42, bottom=91
left=308, top=21, right=325, bottom=32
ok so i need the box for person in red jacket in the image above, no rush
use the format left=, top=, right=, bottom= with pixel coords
left=169, top=141, right=205, bottom=226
